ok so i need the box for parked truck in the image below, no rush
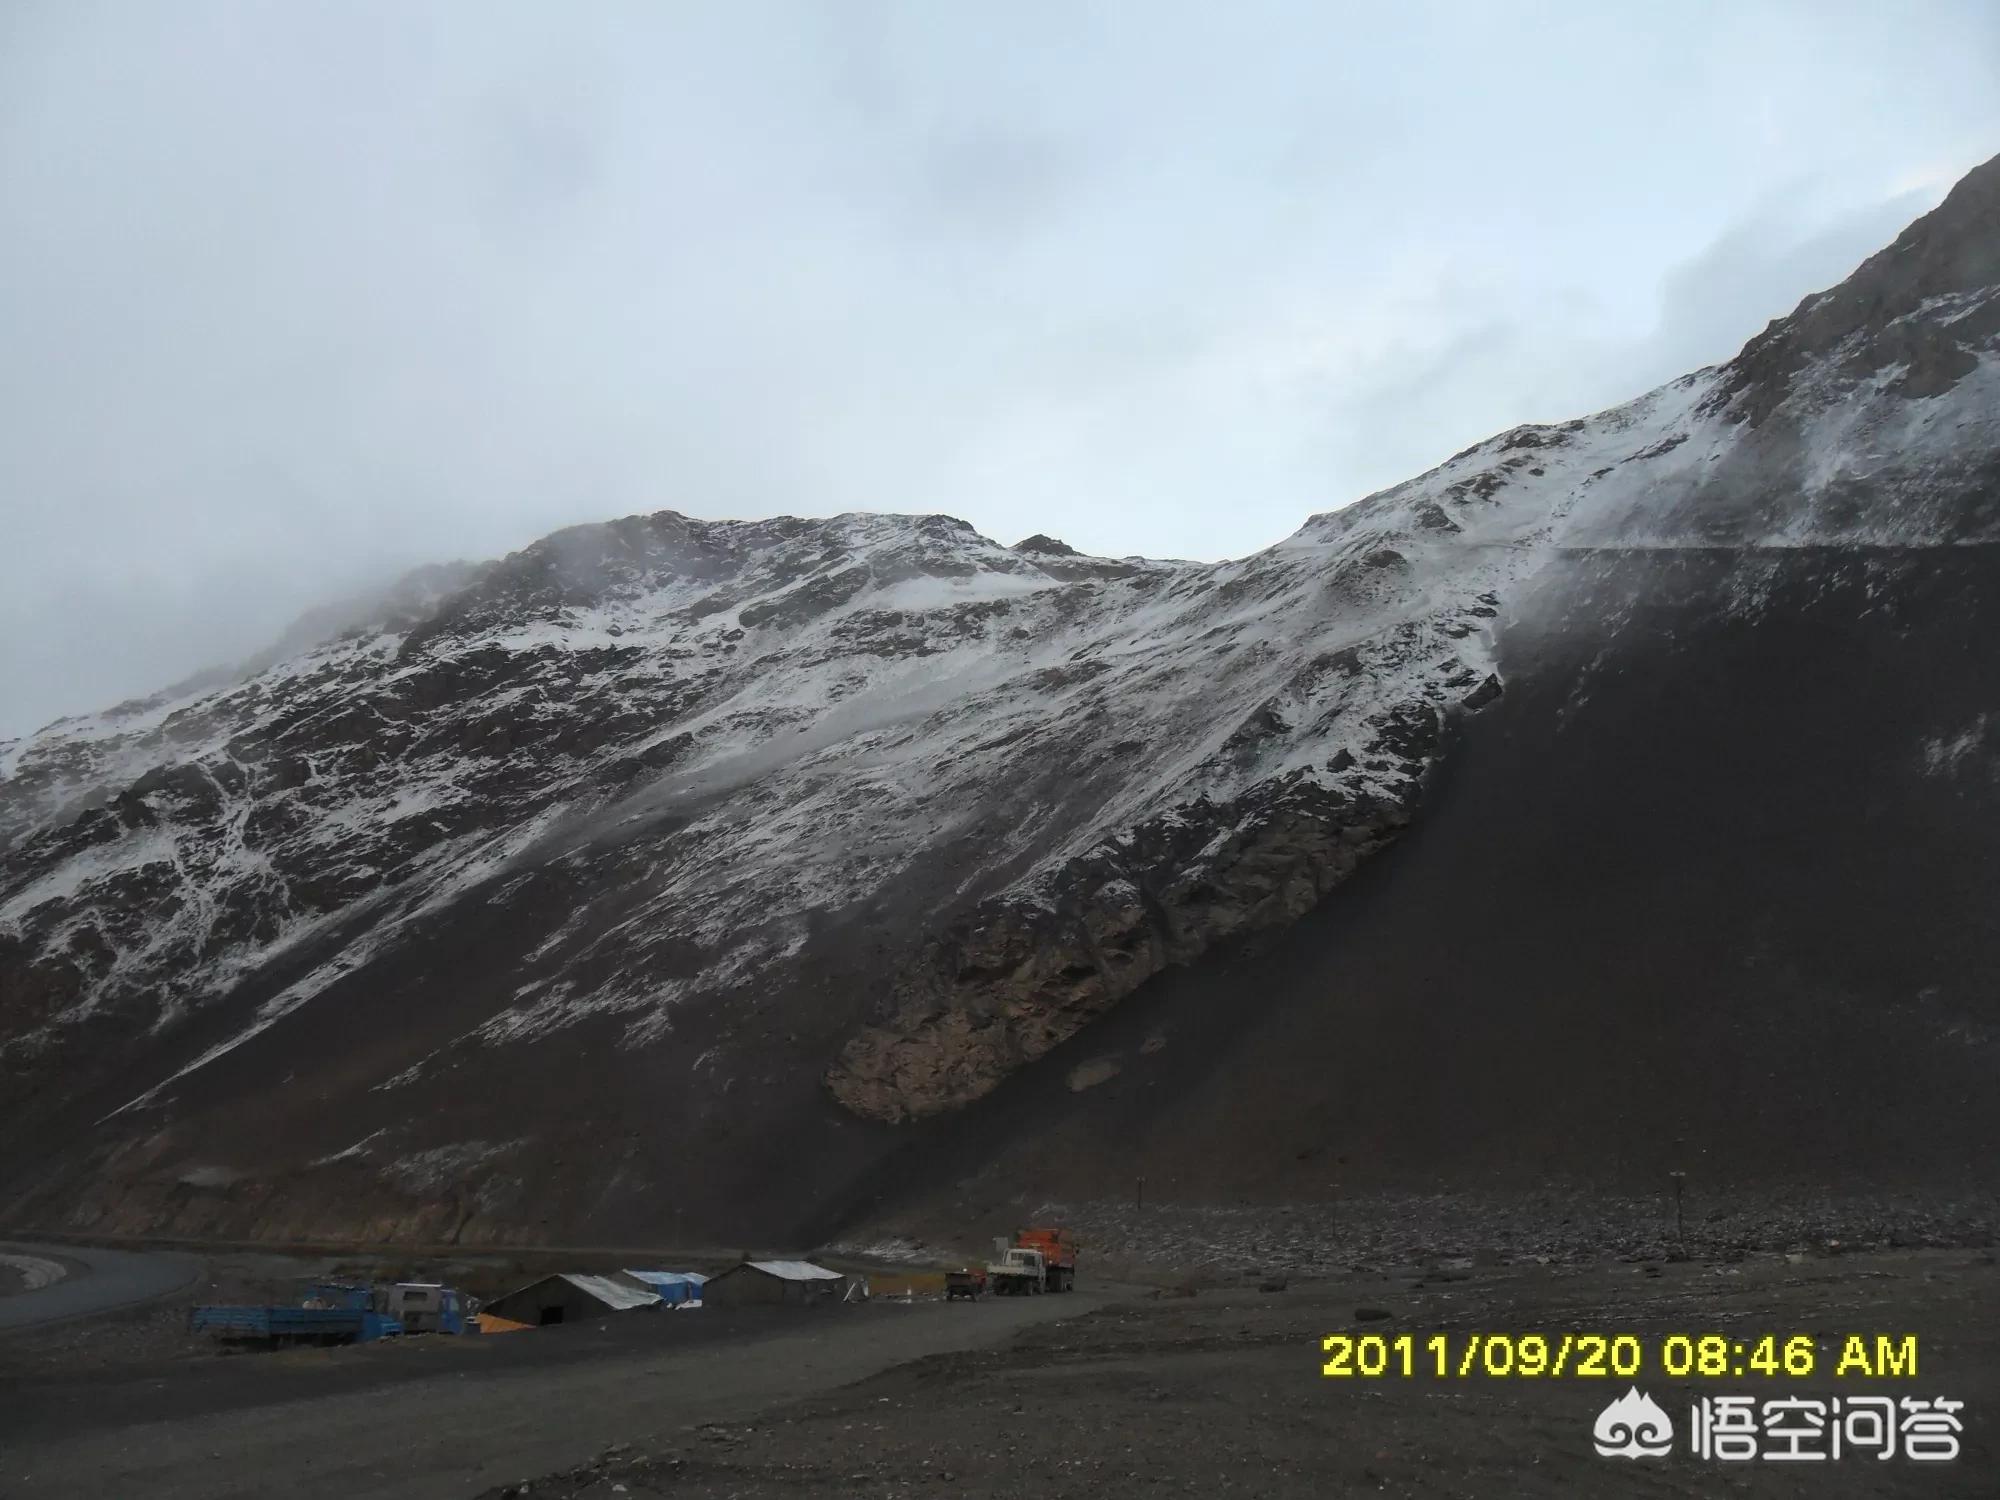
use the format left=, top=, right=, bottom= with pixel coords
left=1014, top=1227, right=1079, bottom=1292
left=985, top=1242, right=1047, bottom=1296
left=944, top=1267, right=986, bottom=1301
left=381, top=1281, right=473, bottom=1334
left=188, top=1280, right=474, bottom=1348
left=189, top=1283, right=405, bottom=1347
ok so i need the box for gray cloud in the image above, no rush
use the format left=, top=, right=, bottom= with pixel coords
left=2, top=0, right=1997, bottom=738
left=1317, top=185, right=1951, bottom=499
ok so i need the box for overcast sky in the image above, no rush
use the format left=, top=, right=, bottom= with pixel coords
left=3, top=1, right=1997, bottom=739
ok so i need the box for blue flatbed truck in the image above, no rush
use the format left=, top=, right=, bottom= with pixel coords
left=187, top=1282, right=431, bottom=1347
left=186, top=1303, right=405, bottom=1345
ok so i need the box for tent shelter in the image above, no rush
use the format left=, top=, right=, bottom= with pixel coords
left=481, top=1272, right=661, bottom=1327
left=700, top=1259, right=847, bottom=1307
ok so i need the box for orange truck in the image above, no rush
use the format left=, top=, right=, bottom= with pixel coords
left=1014, top=1227, right=1078, bottom=1292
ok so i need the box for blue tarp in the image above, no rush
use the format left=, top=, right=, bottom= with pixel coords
left=622, top=1270, right=708, bottom=1305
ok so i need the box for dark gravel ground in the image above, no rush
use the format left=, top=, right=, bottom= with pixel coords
left=483, top=1248, right=1998, bottom=1500
left=0, top=1247, right=314, bottom=1371
left=5, top=1242, right=1994, bottom=1498
left=0, top=1270, right=1111, bottom=1499
left=1017, top=1189, right=2000, bottom=1279
left=0, top=1244, right=745, bottom=1378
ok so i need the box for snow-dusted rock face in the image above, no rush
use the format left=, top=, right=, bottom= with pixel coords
left=1, top=153, right=1996, bottom=1245
left=0, top=499, right=1504, bottom=1115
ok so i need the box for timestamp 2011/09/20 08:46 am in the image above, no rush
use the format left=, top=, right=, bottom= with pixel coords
left=1319, top=1332, right=1920, bottom=1381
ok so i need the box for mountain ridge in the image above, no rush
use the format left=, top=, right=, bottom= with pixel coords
left=2, top=152, right=1996, bottom=1248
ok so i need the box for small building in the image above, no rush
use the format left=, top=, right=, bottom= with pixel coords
left=700, top=1259, right=848, bottom=1307
left=481, top=1272, right=661, bottom=1327
left=622, top=1270, right=709, bottom=1306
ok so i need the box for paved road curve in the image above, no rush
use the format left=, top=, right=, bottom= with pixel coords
left=0, top=1241, right=200, bottom=1334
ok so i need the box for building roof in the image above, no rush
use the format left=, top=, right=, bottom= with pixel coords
left=743, top=1259, right=843, bottom=1281
left=623, top=1269, right=709, bottom=1287
left=560, top=1272, right=662, bottom=1310
left=487, top=1271, right=661, bottom=1314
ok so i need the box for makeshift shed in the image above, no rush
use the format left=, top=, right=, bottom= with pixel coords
left=481, top=1272, right=661, bottom=1327
left=622, top=1270, right=708, bottom=1306
left=700, top=1259, right=847, bottom=1307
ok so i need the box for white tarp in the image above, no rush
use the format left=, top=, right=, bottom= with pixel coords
left=560, top=1272, right=661, bottom=1310
left=745, top=1259, right=843, bottom=1281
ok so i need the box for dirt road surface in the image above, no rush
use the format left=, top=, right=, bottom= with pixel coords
left=0, top=1241, right=199, bottom=1332
left=0, top=1283, right=1114, bottom=1499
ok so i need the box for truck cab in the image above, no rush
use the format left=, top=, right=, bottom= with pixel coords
left=380, top=1282, right=472, bottom=1334
left=985, top=1246, right=1047, bottom=1295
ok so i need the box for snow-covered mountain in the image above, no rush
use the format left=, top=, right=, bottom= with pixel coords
left=2, top=153, right=1996, bottom=1247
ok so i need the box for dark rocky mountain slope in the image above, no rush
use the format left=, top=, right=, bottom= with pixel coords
left=2, top=154, right=1996, bottom=1252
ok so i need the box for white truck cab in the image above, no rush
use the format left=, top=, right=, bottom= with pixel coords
left=985, top=1245, right=1047, bottom=1295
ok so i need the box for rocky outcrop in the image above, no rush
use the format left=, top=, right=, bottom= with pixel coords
left=1709, top=152, right=2000, bottom=430
left=825, top=713, right=1455, bottom=1122
left=1013, top=534, right=1080, bottom=557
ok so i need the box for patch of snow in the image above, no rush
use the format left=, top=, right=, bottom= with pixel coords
left=310, top=1127, right=390, bottom=1167
left=867, top=571, right=1059, bottom=612
left=823, top=1237, right=933, bottom=1265
left=0, top=830, right=178, bottom=927
left=380, top=1138, right=529, bottom=1194
left=373, top=1054, right=438, bottom=1093
left=0, top=1253, right=68, bottom=1292
left=1923, top=716, right=1990, bottom=778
